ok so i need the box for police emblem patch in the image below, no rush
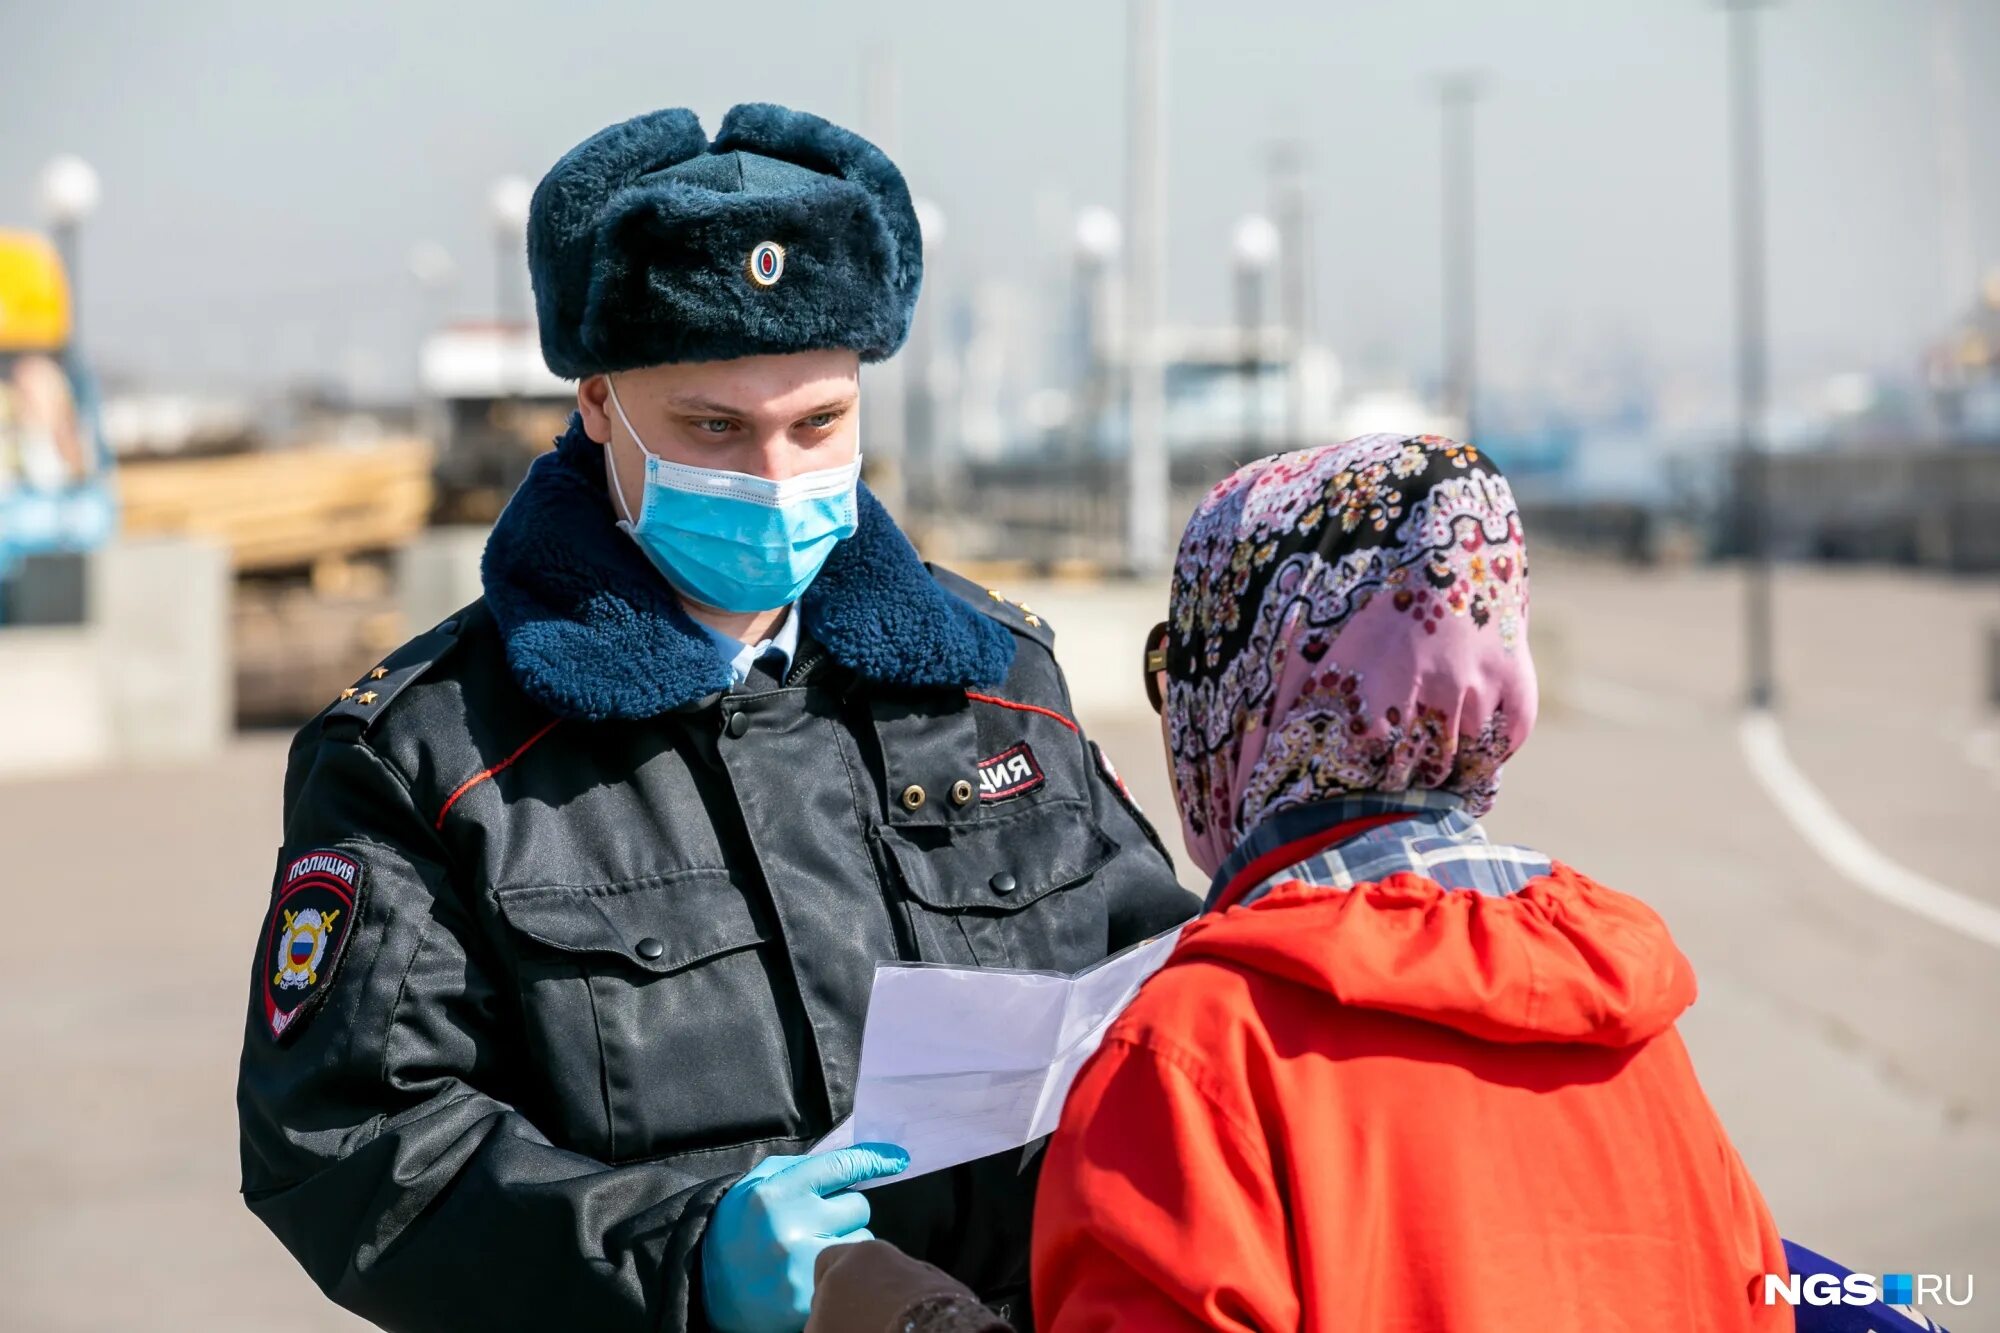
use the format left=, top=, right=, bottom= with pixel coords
left=747, top=240, right=785, bottom=287
left=260, top=849, right=361, bottom=1042
left=977, top=742, right=1045, bottom=802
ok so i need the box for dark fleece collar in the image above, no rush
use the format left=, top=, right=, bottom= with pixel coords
left=481, top=413, right=1015, bottom=721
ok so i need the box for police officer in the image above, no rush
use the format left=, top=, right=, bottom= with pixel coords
left=235, top=102, right=1193, bottom=1333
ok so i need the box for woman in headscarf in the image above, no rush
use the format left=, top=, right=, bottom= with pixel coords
left=1029, top=435, right=1793, bottom=1331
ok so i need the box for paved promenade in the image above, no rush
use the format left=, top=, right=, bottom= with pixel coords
left=2, top=557, right=1993, bottom=1329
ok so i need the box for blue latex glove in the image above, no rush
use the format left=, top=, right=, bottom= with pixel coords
left=702, top=1143, right=911, bottom=1333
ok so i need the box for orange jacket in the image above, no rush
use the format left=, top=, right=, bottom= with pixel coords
left=1032, top=863, right=1791, bottom=1333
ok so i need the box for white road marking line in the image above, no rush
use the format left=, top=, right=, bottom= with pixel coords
left=1739, top=709, right=2000, bottom=951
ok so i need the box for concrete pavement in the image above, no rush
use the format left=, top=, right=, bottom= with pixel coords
left=0, top=556, right=1993, bottom=1329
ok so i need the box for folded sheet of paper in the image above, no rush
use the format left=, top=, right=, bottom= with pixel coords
left=811, top=927, right=1183, bottom=1187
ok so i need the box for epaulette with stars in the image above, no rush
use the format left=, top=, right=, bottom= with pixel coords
left=321, top=612, right=468, bottom=734
left=925, top=562, right=1055, bottom=652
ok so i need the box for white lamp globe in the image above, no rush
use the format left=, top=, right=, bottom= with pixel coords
left=1074, top=206, right=1122, bottom=262
left=39, top=155, right=101, bottom=225
left=1231, top=214, right=1280, bottom=272
left=489, top=176, right=533, bottom=231
left=913, top=198, right=947, bottom=249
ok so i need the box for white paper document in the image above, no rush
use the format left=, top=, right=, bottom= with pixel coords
left=812, top=927, right=1183, bottom=1187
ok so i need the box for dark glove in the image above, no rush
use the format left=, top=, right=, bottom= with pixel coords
left=806, top=1239, right=1015, bottom=1333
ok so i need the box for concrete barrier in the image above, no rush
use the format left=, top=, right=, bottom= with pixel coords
left=0, top=536, right=230, bottom=776
left=0, top=627, right=111, bottom=778
left=397, top=525, right=489, bottom=633
left=93, top=537, right=232, bottom=763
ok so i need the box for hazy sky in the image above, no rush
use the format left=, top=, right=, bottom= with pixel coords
left=3, top=0, right=1995, bottom=412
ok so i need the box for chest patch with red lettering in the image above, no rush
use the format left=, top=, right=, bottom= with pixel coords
left=260, top=849, right=362, bottom=1042
left=977, top=742, right=1045, bottom=802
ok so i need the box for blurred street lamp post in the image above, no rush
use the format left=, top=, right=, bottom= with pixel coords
left=1436, top=74, right=1482, bottom=444
left=408, top=240, right=457, bottom=342
left=38, top=154, right=101, bottom=346
left=1125, top=0, right=1169, bottom=576
left=489, top=177, right=532, bottom=330
left=863, top=48, right=909, bottom=519
left=1074, top=205, right=1123, bottom=466
left=911, top=197, right=948, bottom=515
left=1267, top=141, right=1310, bottom=450
left=1724, top=0, right=1776, bottom=711
left=1232, top=215, right=1279, bottom=457
left=407, top=241, right=457, bottom=431
left=489, top=176, right=533, bottom=435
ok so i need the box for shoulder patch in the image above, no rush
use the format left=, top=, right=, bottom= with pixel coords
left=260, top=849, right=363, bottom=1042
left=323, top=611, right=468, bottom=733
left=925, top=563, right=1055, bottom=652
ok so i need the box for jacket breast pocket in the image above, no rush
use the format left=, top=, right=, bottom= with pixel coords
left=880, top=798, right=1117, bottom=972
left=493, top=870, right=805, bottom=1164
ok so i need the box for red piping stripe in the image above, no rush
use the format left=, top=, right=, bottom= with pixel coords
left=963, top=691, right=1079, bottom=733
left=434, top=718, right=562, bottom=831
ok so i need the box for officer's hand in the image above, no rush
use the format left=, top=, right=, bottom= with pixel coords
left=701, top=1143, right=911, bottom=1333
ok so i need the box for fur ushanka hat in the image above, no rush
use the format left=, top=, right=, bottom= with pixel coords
left=527, top=102, right=924, bottom=378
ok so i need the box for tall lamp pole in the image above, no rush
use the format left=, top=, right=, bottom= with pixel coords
left=911, top=197, right=948, bottom=515
left=38, top=155, right=101, bottom=346
left=1725, top=1, right=1775, bottom=710
left=1267, top=141, right=1309, bottom=451
left=1073, top=206, right=1123, bottom=478
left=1231, top=214, right=1279, bottom=457
left=488, top=176, right=533, bottom=435
left=407, top=240, right=457, bottom=428
left=488, top=177, right=533, bottom=330
left=1436, top=74, right=1482, bottom=443
left=862, top=43, right=909, bottom=518
left=1125, top=0, right=1169, bottom=575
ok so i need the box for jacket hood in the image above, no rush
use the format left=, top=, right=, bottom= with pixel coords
left=1172, top=862, right=1695, bottom=1048
left=480, top=413, right=1016, bottom=721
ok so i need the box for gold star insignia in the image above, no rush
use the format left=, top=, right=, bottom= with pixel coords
left=370, top=666, right=389, bottom=680
left=987, top=589, right=1005, bottom=601
left=1025, top=614, right=1042, bottom=627
left=338, top=687, right=357, bottom=701
left=357, top=691, right=379, bottom=705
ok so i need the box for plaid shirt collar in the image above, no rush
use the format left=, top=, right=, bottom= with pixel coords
left=1205, top=791, right=1552, bottom=912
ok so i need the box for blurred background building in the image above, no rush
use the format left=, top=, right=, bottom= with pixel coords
left=3, top=2, right=1997, bottom=653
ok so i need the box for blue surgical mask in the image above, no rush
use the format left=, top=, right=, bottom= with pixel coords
left=603, top=377, right=862, bottom=614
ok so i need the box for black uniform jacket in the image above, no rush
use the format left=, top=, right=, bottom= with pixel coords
left=236, top=417, right=1194, bottom=1333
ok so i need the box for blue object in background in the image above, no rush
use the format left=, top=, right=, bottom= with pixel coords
left=0, top=349, right=117, bottom=612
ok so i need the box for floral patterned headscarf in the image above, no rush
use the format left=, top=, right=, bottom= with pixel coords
left=1164, top=435, right=1537, bottom=875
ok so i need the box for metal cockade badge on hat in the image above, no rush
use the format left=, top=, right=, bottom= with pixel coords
left=747, top=240, right=785, bottom=287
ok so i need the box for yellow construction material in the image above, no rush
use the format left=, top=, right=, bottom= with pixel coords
left=118, top=438, right=435, bottom=572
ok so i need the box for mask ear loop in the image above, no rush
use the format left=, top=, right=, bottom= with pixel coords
left=602, top=375, right=646, bottom=527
